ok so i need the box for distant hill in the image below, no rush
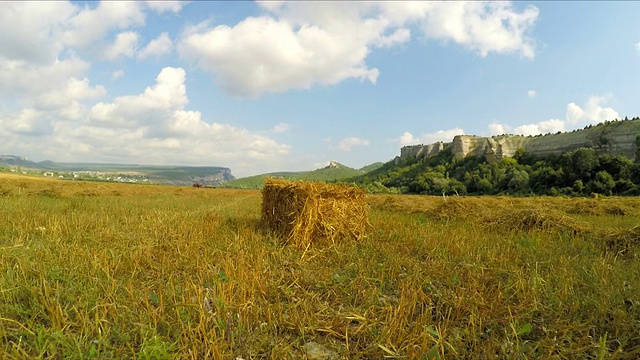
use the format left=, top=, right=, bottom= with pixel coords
left=0, top=155, right=234, bottom=186
left=223, top=161, right=383, bottom=189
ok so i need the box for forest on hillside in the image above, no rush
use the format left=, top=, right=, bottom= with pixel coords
left=350, top=133, right=640, bottom=197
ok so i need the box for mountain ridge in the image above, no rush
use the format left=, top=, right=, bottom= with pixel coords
left=222, top=161, right=383, bottom=189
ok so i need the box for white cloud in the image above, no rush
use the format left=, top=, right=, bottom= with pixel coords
left=336, top=137, right=370, bottom=152
left=398, top=128, right=465, bottom=146
left=105, top=31, right=139, bottom=60
left=145, top=1, right=186, bottom=14
left=398, top=132, right=421, bottom=146
left=112, top=69, right=125, bottom=79
left=179, top=15, right=380, bottom=97
left=0, top=2, right=77, bottom=64
left=179, top=1, right=538, bottom=97
left=514, top=118, right=565, bottom=136
left=488, top=122, right=506, bottom=135
left=635, top=42, right=640, bottom=52
left=88, top=67, right=189, bottom=127
left=59, top=1, right=183, bottom=59
left=527, top=90, right=537, bottom=98
left=273, top=122, right=290, bottom=133
left=0, top=55, right=91, bottom=100
left=490, top=95, right=620, bottom=136
left=138, top=32, right=173, bottom=60
left=0, top=108, right=51, bottom=136
left=62, top=2, right=147, bottom=49
left=416, top=2, right=538, bottom=58
left=566, top=95, right=619, bottom=125
left=37, top=77, right=106, bottom=110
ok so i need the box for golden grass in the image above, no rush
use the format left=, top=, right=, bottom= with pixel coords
left=1, top=174, right=640, bottom=359
left=261, top=178, right=368, bottom=249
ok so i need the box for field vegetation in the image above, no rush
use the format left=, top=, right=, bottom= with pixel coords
left=1, top=173, right=640, bottom=359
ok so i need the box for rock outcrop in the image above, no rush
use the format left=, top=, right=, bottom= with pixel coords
left=401, top=118, right=640, bottom=162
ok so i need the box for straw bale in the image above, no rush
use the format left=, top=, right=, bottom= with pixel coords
left=261, top=178, right=368, bottom=248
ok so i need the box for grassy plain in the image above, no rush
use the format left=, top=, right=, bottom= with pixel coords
left=1, top=173, right=640, bottom=359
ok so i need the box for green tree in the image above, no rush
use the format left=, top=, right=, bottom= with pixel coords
left=589, top=171, right=615, bottom=196
left=507, top=169, right=530, bottom=191
left=599, top=154, right=633, bottom=180
left=573, top=179, right=585, bottom=194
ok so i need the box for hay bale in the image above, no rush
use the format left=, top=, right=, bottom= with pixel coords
left=261, top=178, right=368, bottom=248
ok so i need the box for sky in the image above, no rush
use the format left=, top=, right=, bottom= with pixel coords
left=0, top=1, right=639, bottom=178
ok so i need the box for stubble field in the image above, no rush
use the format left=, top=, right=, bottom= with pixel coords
left=1, top=173, right=639, bottom=359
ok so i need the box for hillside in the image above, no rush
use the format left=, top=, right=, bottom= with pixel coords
left=223, top=161, right=383, bottom=189
left=0, top=155, right=234, bottom=186
left=350, top=117, right=640, bottom=196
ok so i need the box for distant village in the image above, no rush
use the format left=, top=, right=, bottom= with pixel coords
left=7, top=168, right=151, bottom=184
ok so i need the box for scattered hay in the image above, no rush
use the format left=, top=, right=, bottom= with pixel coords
left=598, top=226, right=640, bottom=256
left=427, top=198, right=587, bottom=234
left=429, top=198, right=489, bottom=221
left=565, top=199, right=634, bottom=217
left=485, top=207, right=587, bottom=234
left=368, top=195, right=440, bottom=214
left=261, top=178, right=369, bottom=248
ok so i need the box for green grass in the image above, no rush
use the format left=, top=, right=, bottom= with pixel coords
left=1, top=174, right=640, bottom=358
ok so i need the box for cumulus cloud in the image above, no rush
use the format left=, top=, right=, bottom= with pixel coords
left=104, top=31, right=139, bottom=60
left=57, top=1, right=183, bottom=60
left=138, top=32, right=173, bottom=60
left=527, top=90, right=537, bottom=98
left=635, top=42, right=640, bottom=52
left=37, top=77, right=106, bottom=110
left=336, top=137, right=370, bottom=152
left=565, top=95, right=619, bottom=125
left=0, top=108, right=51, bottom=136
left=489, top=96, right=620, bottom=136
left=0, top=55, right=92, bottom=102
left=62, top=2, right=147, bottom=50
left=0, top=2, right=77, bottom=64
left=179, top=15, right=380, bottom=97
left=179, top=1, right=538, bottom=97
left=398, top=128, right=465, bottom=146
left=416, top=2, right=538, bottom=58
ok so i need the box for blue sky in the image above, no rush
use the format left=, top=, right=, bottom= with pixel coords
left=0, top=1, right=639, bottom=177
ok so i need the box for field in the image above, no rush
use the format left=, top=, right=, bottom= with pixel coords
left=1, top=173, right=640, bottom=359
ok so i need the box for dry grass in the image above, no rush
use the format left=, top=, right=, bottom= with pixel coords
left=1, top=175, right=640, bottom=359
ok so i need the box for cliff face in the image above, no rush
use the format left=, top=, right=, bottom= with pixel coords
left=401, top=142, right=447, bottom=158
left=401, top=119, right=640, bottom=162
left=451, top=135, right=531, bottom=162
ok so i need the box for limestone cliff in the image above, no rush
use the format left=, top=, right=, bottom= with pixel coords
left=401, top=118, right=640, bottom=162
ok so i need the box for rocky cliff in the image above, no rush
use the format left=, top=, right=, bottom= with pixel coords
left=401, top=118, right=640, bottom=162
